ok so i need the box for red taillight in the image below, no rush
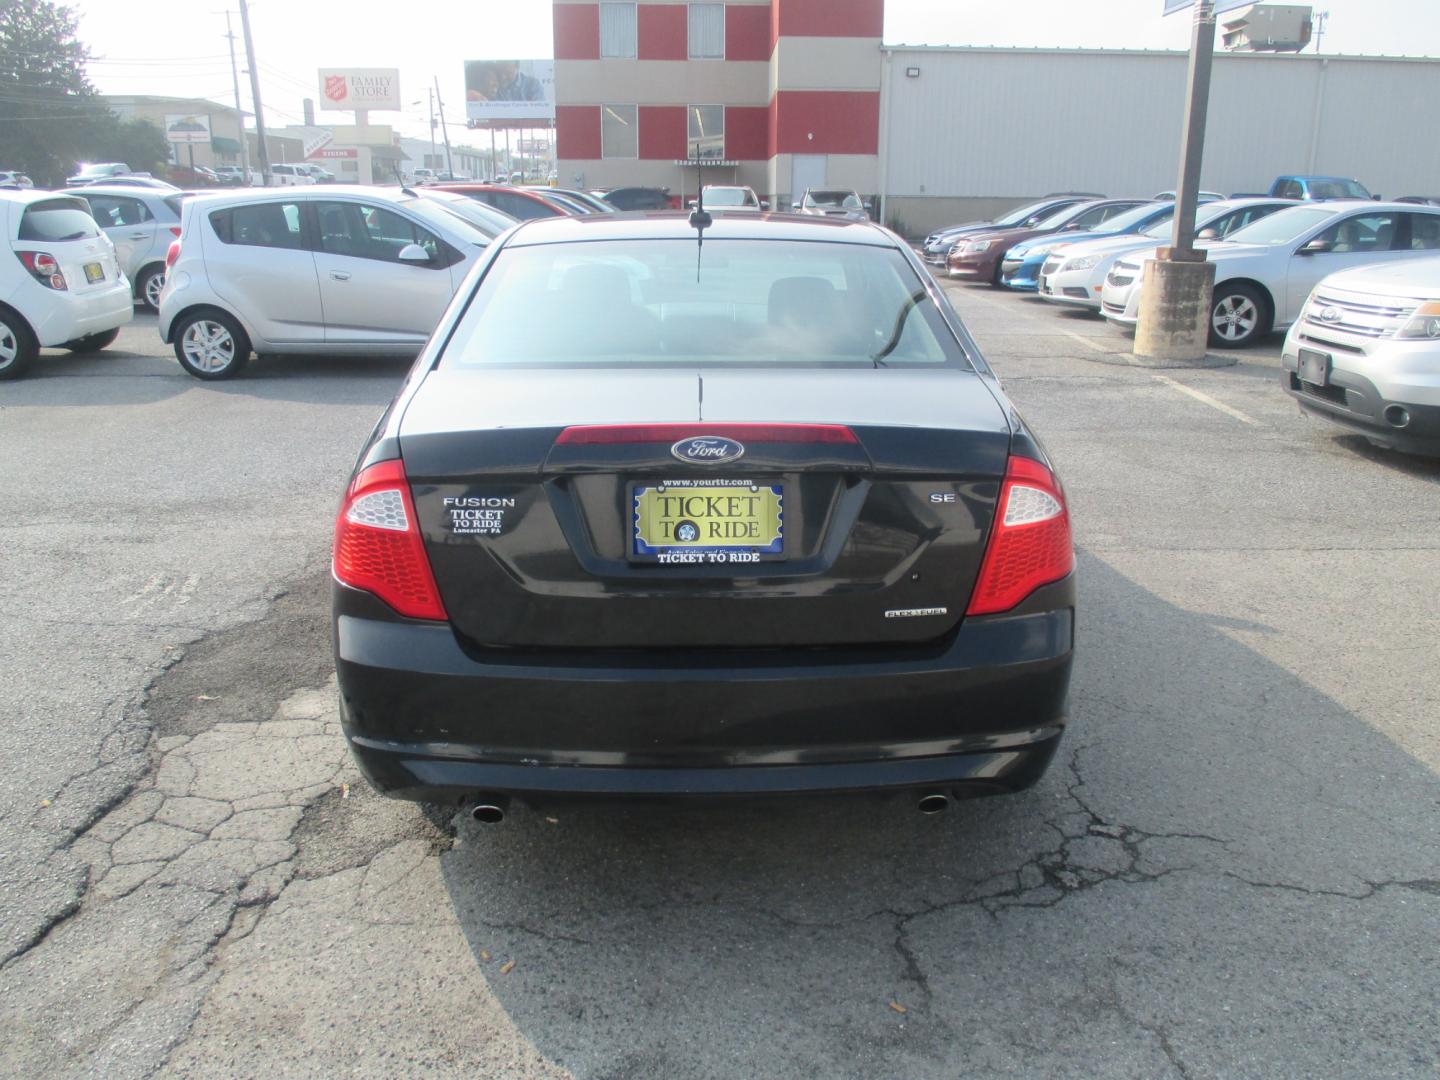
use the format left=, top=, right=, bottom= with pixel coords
left=556, top=423, right=859, bottom=446
left=169, top=226, right=181, bottom=237
left=332, top=459, right=448, bottom=621
left=966, top=455, right=1074, bottom=616
left=16, top=251, right=66, bottom=290
left=164, top=239, right=181, bottom=269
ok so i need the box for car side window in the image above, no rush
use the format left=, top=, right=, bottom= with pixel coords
left=1401, top=213, right=1440, bottom=250
left=1070, top=206, right=1112, bottom=229
left=315, top=202, right=443, bottom=265
left=86, top=194, right=152, bottom=227
left=1314, top=213, right=1396, bottom=254
left=211, top=202, right=304, bottom=249
left=1276, top=180, right=1302, bottom=200
left=494, top=192, right=558, bottom=220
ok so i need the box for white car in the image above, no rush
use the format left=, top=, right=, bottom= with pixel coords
left=76, top=186, right=185, bottom=311
left=0, top=190, right=133, bottom=379
left=1100, top=201, right=1440, bottom=348
left=700, top=185, right=768, bottom=211
left=157, top=186, right=498, bottom=379
left=0, top=171, right=34, bottom=189
left=1038, top=199, right=1294, bottom=311
left=1282, top=257, right=1440, bottom=456
left=268, top=164, right=316, bottom=187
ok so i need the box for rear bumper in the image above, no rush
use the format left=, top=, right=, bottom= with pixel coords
left=23, top=280, right=133, bottom=347
left=334, top=579, right=1075, bottom=803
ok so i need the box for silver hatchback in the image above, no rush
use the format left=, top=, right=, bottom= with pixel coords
left=157, top=187, right=506, bottom=379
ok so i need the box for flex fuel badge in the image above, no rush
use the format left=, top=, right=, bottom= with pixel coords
left=443, top=495, right=516, bottom=536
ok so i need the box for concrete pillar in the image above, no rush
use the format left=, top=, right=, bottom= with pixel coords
left=1133, top=249, right=1215, bottom=363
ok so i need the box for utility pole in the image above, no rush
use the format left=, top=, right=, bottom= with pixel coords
left=221, top=11, right=252, bottom=180
left=428, top=87, right=437, bottom=169
left=1133, top=0, right=1217, bottom=363
left=433, top=76, right=453, bottom=177
left=1312, top=10, right=1330, bottom=53
left=238, top=0, right=271, bottom=185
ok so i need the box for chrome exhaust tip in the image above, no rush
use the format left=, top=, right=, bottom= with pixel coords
left=917, top=791, right=950, bottom=815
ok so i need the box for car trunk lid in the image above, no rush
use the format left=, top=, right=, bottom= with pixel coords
left=399, top=368, right=1012, bottom=649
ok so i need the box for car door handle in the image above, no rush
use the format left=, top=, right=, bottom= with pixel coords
left=329, top=270, right=351, bottom=281
left=128, top=232, right=149, bottom=240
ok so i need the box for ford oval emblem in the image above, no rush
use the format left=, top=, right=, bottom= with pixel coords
left=671, top=436, right=745, bottom=464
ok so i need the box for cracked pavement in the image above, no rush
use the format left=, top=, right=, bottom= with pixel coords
left=1, top=303, right=1437, bottom=1078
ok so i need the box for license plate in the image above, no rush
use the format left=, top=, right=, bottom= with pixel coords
left=631, top=480, right=783, bottom=564
left=1298, top=347, right=1330, bottom=386
left=83, top=262, right=104, bottom=284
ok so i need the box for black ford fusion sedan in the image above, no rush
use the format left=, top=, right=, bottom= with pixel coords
left=332, top=212, right=1075, bottom=815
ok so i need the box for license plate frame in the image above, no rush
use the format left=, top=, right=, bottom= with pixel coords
left=83, top=261, right=104, bottom=284
left=630, top=480, right=785, bottom=564
left=1298, top=347, right=1331, bottom=387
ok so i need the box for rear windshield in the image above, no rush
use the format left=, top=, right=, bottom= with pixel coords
left=705, top=188, right=757, bottom=207
left=18, top=199, right=101, bottom=241
left=440, top=238, right=968, bottom=370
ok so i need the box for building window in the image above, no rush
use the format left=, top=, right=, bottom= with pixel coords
left=600, top=2, right=637, bottom=59
left=688, top=105, right=724, bottom=160
left=601, top=104, right=637, bottom=158
left=688, top=3, right=725, bottom=59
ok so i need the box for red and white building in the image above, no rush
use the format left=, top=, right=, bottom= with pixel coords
left=553, top=0, right=883, bottom=207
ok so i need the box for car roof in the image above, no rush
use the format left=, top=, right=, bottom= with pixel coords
left=177, top=185, right=422, bottom=206
left=502, top=211, right=897, bottom=249
left=75, top=184, right=176, bottom=199
left=0, top=188, right=90, bottom=206
left=432, top=183, right=562, bottom=202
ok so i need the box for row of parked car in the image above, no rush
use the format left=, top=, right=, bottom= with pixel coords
left=923, top=183, right=1440, bottom=456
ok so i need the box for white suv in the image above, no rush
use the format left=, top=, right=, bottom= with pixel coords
left=268, top=164, right=316, bottom=187
left=0, top=190, right=133, bottom=379
left=157, top=186, right=499, bottom=378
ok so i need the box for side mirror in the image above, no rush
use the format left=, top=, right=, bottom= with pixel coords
left=687, top=199, right=697, bottom=210
left=1197, top=227, right=1219, bottom=240
left=791, top=202, right=802, bottom=211
left=761, top=200, right=770, bottom=210
left=398, top=243, right=432, bottom=264
left=1299, top=237, right=1332, bottom=255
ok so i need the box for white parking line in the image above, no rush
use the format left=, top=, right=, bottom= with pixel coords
left=1151, top=374, right=1259, bottom=426
left=1058, top=329, right=1109, bottom=353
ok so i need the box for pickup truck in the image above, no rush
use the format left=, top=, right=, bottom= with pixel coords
left=1268, top=175, right=1374, bottom=201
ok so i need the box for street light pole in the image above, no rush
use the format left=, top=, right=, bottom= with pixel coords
left=1133, top=0, right=1218, bottom=364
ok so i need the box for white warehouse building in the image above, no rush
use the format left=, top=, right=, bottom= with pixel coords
left=878, top=47, right=1440, bottom=236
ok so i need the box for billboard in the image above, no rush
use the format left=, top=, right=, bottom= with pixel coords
left=318, top=68, right=401, bottom=111
left=464, top=60, right=555, bottom=123
left=164, top=113, right=211, bottom=144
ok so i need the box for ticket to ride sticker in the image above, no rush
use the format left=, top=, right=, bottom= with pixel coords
left=632, top=480, right=784, bottom=563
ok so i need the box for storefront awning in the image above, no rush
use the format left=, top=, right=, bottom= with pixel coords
left=210, top=136, right=241, bottom=154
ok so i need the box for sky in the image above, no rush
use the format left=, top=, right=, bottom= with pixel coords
left=69, top=0, right=1439, bottom=146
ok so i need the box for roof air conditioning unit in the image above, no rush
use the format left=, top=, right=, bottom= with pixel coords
left=1220, top=4, right=1314, bottom=52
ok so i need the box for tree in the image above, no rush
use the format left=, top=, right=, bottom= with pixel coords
left=0, top=0, right=99, bottom=185
left=91, top=116, right=171, bottom=176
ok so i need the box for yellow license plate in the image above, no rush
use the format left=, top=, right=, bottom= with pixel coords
left=83, top=262, right=104, bottom=283
left=632, top=481, right=783, bottom=563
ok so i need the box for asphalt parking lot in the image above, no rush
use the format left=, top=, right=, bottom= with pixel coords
left=1, top=294, right=1437, bottom=1078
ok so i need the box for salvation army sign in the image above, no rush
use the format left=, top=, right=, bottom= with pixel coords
left=316, top=68, right=401, bottom=111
